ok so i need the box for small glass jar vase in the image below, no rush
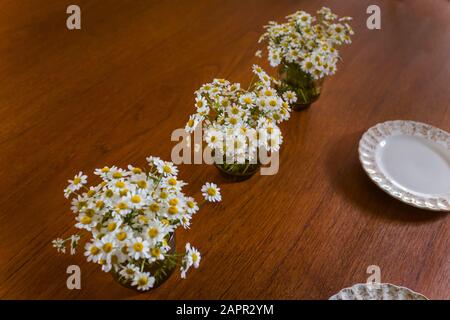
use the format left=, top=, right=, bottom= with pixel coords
left=278, top=62, right=324, bottom=111
left=111, top=234, right=176, bottom=291
left=215, top=161, right=261, bottom=181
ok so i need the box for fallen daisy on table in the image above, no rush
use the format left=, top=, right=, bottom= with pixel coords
left=53, top=156, right=222, bottom=291
left=201, top=182, right=221, bottom=202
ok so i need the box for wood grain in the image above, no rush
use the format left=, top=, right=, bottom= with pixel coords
left=0, top=0, right=449, bottom=299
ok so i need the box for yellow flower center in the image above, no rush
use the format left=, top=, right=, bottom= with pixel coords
left=160, top=192, right=168, bottom=199
left=73, top=177, right=81, bottom=185
left=137, top=180, right=147, bottom=189
left=133, top=242, right=144, bottom=252
left=90, top=246, right=100, bottom=255
left=168, top=178, right=177, bottom=186
left=107, top=222, right=117, bottom=232
left=229, top=118, right=238, bottom=125
left=269, top=99, right=277, bottom=107
left=243, top=97, right=252, bottom=104
left=115, top=181, right=125, bottom=188
left=96, top=201, right=105, bottom=209
left=187, top=201, right=195, bottom=209
left=168, top=206, right=178, bottom=215
left=207, top=188, right=217, bottom=196
left=132, top=167, right=142, bottom=174
left=116, top=232, right=127, bottom=241
left=192, top=253, right=198, bottom=262
left=169, top=198, right=179, bottom=206
left=131, top=195, right=141, bottom=204
left=112, top=172, right=122, bottom=179
left=102, top=243, right=113, bottom=253
left=264, top=89, right=273, bottom=97
left=151, top=247, right=161, bottom=257
left=163, top=165, right=172, bottom=173
left=150, top=203, right=160, bottom=212
left=87, top=189, right=96, bottom=197
left=138, top=276, right=148, bottom=286
left=81, top=216, right=92, bottom=225
left=101, top=166, right=110, bottom=173
left=148, top=228, right=159, bottom=238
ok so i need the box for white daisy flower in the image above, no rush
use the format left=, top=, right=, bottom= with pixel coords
left=149, top=245, right=166, bottom=262
left=239, top=93, right=255, bottom=105
left=180, top=243, right=201, bottom=279
left=128, top=237, right=150, bottom=260
left=84, top=241, right=102, bottom=263
left=107, top=167, right=128, bottom=180
left=145, top=220, right=167, bottom=244
left=67, top=171, right=87, bottom=192
left=156, top=161, right=179, bottom=177
left=132, top=271, right=155, bottom=291
left=94, top=166, right=111, bottom=178
left=201, top=182, right=222, bottom=202
left=124, top=190, right=148, bottom=210
left=185, top=197, right=199, bottom=215
left=205, top=128, right=224, bottom=150
left=283, top=91, right=297, bottom=104
left=119, top=263, right=139, bottom=280
left=185, top=114, right=202, bottom=133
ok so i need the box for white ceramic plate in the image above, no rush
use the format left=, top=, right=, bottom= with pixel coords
left=359, top=120, right=450, bottom=211
left=329, top=283, right=428, bottom=300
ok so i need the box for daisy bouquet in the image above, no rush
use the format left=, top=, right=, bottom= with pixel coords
left=185, top=65, right=292, bottom=179
left=53, top=157, right=222, bottom=291
left=257, top=7, right=354, bottom=109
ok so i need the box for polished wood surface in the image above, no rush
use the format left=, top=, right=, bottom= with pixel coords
left=1, top=0, right=449, bottom=299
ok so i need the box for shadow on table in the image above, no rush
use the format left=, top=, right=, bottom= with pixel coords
left=326, top=131, right=447, bottom=223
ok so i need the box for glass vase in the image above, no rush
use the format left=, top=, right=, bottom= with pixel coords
left=111, top=233, right=176, bottom=291
left=278, top=62, right=324, bottom=111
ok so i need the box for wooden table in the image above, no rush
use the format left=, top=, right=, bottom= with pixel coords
left=1, top=0, right=449, bottom=300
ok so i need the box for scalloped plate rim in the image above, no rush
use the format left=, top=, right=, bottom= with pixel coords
left=358, top=120, right=450, bottom=212
left=329, top=282, right=429, bottom=300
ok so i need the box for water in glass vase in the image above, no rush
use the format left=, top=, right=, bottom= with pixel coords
left=215, top=161, right=261, bottom=181
left=278, top=62, right=324, bottom=111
